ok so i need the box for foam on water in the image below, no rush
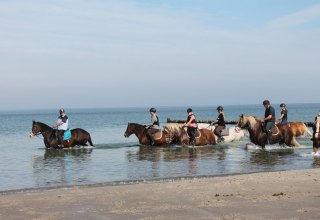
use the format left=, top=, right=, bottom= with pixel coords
left=245, top=143, right=293, bottom=151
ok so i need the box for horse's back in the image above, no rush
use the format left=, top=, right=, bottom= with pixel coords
left=289, top=122, right=311, bottom=137
left=71, top=128, right=93, bottom=146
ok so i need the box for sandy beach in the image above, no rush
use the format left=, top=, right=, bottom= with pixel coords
left=1, top=169, right=320, bottom=220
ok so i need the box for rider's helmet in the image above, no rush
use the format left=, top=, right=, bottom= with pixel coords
left=59, top=108, right=65, bottom=114
left=280, top=103, right=286, bottom=108
left=262, top=100, right=270, bottom=105
left=217, top=106, right=223, bottom=111
left=187, top=108, right=192, bottom=113
left=149, top=108, right=156, bottom=113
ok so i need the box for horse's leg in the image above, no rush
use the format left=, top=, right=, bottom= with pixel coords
left=313, top=140, right=319, bottom=153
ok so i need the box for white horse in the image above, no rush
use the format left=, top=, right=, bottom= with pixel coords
left=164, top=123, right=248, bottom=143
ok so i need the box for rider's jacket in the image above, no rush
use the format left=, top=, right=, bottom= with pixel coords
left=57, top=115, right=69, bottom=131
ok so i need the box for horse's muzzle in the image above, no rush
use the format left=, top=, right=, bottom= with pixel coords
left=124, top=133, right=129, bottom=138
left=29, top=132, right=35, bottom=138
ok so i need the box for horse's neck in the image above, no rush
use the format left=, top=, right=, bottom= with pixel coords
left=247, top=120, right=264, bottom=139
left=39, top=123, right=54, bottom=138
left=133, top=124, right=147, bottom=139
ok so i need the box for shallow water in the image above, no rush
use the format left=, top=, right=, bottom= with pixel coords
left=0, top=104, right=319, bottom=191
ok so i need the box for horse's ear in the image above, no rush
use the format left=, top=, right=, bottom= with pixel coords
left=239, top=114, right=243, bottom=118
left=33, top=120, right=35, bottom=124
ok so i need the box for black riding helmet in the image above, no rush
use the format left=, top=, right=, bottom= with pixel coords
left=149, top=108, right=156, bottom=113
left=280, top=103, right=286, bottom=108
left=262, top=100, right=270, bottom=105
left=59, top=108, right=65, bottom=114
left=187, top=108, right=192, bottom=113
left=217, top=106, right=223, bottom=111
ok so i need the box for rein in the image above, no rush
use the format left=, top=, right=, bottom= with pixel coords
left=271, top=125, right=280, bottom=136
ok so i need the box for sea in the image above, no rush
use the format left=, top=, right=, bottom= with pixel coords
left=1, top=103, right=319, bottom=192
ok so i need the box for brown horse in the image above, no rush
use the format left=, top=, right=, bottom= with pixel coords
left=124, top=123, right=174, bottom=146
left=237, top=115, right=300, bottom=148
left=29, top=121, right=93, bottom=148
left=164, top=125, right=216, bottom=146
left=287, top=122, right=312, bottom=137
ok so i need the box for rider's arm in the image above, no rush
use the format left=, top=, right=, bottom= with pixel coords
left=262, top=114, right=272, bottom=122
left=54, top=121, right=65, bottom=128
left=277, top=113, right=284, bottom=121
left=185, top=115, right=195, bottom=126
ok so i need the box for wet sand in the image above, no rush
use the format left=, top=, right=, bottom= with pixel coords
left=1, top=169, right=320, bottom=220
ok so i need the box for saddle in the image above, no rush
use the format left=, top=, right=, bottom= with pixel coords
left=221, top=128, right=229, bottom=136
left=63, top=129, right=72, bottom=141
left=184, top=127, right=201, bottom=138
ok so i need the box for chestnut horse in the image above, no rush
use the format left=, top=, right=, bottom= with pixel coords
left=124, top=123, right=174, bottom=146
left=237, top=115, right=300, bottom=148
left=163, top=125, right=216, bottom=146
left=165, top=123, right=248, bottom=143
left=287, top=122, right=312, bottom=137
left=29, top=121, right=93, bottom=148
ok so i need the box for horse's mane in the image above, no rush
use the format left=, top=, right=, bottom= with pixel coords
left=34, top=121, right=52, bottom=130
left=164, top=123, right=184, bottom=136
left=244, top=115, right=261, bottom=130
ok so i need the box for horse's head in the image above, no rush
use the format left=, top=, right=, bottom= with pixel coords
left=237, top=115, right=259, bottom=130
left=29, top=121, right=42, bottom=138
left=237, top=114, right=249, bottom=129
left=124, top=123, right=145, bottom=138
left=124, top=123, right=134, bottom=138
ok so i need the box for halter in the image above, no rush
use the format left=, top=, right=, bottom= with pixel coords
left=30, top=124, right=49, bottom=137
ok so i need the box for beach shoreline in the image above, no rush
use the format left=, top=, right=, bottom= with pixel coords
left=1, top=168, right=320, bottom=220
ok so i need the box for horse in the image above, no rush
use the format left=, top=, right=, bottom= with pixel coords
left=29, top=121, right=93, bottom=148
left=164, top=123, right=248, bottom=143
left=237, top=115, right=300, bottom=148
left=124, top=123, right=174, bottom=146
left=163, top=124, right=216, bottom=146
left=287, top=122, right=312, bottom=137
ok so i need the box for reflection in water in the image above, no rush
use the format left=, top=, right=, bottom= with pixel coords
left=126, top=145, right=228, bottom=178
left=32, top=148, right=93, bottom=187
left=249, top=149, right=294, bottom=166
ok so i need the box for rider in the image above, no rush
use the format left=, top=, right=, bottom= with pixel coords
left=53, top=108, right=69, bottom=147
left=184, top=108, right=197, bottom=145
left=261, top=100, right=276, bottom=137
left=211, top=106, right=226, bottom=142
left=145, top=108, right=161, bottom=146
left=277, top=103, right=288, bottom=125
left=314, top=111, right=320, bottom=139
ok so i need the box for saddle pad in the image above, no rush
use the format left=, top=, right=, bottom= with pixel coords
left=153, top=130, right=162, bottom=140
left=63, top=130, right=71, bottom=141
left=221, top=128, right=229, bottom=136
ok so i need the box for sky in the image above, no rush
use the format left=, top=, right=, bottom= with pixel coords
left=1, top=0, right=320, bottom=110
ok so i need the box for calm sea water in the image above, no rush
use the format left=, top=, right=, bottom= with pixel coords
left=1, top=103, right=319, bottom=192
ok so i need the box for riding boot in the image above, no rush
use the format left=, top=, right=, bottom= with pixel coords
left=58, top=135, right=64, bottom=148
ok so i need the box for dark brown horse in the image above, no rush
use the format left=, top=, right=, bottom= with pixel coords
left=29, top=121, right=93, bottom=148
left=237, top=115, right=300, bottom=148
left=124, top=123, right=174, bottom=146
left=164, top=125, right=216, bottom=146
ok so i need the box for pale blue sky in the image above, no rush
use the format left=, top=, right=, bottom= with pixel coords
left=1, top=0, right=320, bottom=110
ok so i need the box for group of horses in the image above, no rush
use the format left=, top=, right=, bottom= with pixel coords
left=124, top=115, right=316, bottom=150
left=29, top=115, right=319, bottom=153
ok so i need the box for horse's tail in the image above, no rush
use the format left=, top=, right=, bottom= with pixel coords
left=291, top=136, right=300, bottom=147
left=88, top=134, right=94, bottom=146
left=303, top=123, right=313, bottom=137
